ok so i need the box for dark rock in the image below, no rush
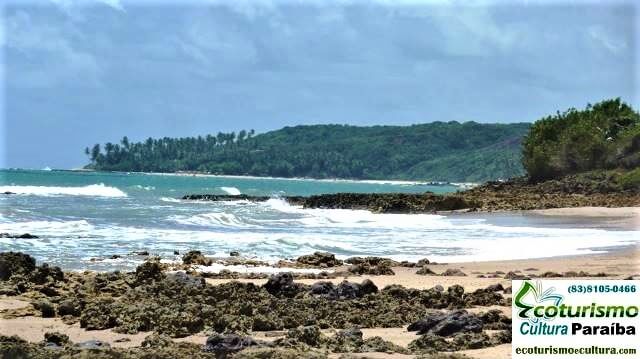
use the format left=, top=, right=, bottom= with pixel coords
left=433, top=285, right=444, bottom=292
left=484, top=283, right=504, bottom=292
left=173, top=250, right=180, bottom=255
left=504, top=271, right=529, bottom=280
left=203, top=333, right=263, bottom=357
left=135, top=259, right=164, bottom=283
left=310, top=280, right=377, bottom=300
left=44, top=332, right=69, bottom=346
left=348, top=262, right=394, bottom=275
left=229, top=251, right=240, bottom=257
left=407, top=333, right=450, bottom=354
left=407, top=310, right=483, bottom=336
left=182, top=250, right=213, bottom=266
left=166, top=271, right=205, bottom=289
left=416, top=266, right=437, bottom=275
left=57, top=299, right=80, bottom=316
left=31, top=263, right=64, bottom=285
left=76, top=340, right=110, bottom=350
left=285, top=326, right=324, bottom=347
left=110, top=255, right=121, bottom=259
left=0, top=233, right=38, bottom=239
left=34, top=300, right=55, bottom=318
left=441, top=268, right=467, bottom=277
left=416, top=258, right=430, bottom=266
left=141, top=333, right=173, bottom=348
left=0, top=252, right=36, bottom=280
left=296, top=252, right=342, bottom=267
left=135, top=251, right=149, bottom=256
left=264, top=273, right=305, bottom=297
left=503, top=286, right=512, bottom=294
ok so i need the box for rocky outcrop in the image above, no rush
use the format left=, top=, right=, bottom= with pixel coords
left=182, top=250, right=213, bottom=266
left=296, top=252, right=343, bottom=267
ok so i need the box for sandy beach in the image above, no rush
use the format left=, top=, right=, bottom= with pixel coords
left=2, top=243, right=637, bottom=358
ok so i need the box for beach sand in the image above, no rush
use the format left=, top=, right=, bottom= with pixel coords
left=2, top=244, right=637, bottom=358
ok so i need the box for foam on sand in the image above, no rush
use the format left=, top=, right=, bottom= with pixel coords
left=0, top=184, right=127, bottom=197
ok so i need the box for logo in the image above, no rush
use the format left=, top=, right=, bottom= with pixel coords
left=515, top=280, right=563, bottom=322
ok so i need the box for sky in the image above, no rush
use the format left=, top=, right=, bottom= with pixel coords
left=1, top=0, right=638, bottom=169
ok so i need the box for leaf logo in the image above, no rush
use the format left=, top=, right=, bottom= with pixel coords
left=514, top=281, right=563, bottom=322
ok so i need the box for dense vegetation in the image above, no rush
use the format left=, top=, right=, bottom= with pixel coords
left=85, top=122, right=529, bottom=182
left=522, top=98, right=640, bottom=182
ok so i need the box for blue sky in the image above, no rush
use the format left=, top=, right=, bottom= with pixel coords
left=1, top=0, right=638, bottom=169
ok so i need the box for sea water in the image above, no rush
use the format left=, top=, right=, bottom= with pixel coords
left=0, top=169, right=637, bottom=271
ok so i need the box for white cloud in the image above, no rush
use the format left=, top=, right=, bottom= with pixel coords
left=588, top=25, right=627, bottom=55
left=5, top=10, right=102, bottom=88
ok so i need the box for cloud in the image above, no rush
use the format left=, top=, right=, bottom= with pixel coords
left=588, top=25, right=627, bottom=54
left=4, top=9, right=102, bottom=88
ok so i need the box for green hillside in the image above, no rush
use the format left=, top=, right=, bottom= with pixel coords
left=85, top=121, right=531, bottom=182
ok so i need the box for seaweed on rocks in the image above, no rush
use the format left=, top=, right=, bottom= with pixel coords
left=263, top=273, right=307, bottom=298
left=0, top=252, right=36, bottom=280
left=296, top=252, right=343, bottom=268
left=182, top=251, right=213, bottom=266
left=347, top=262, right=395, bottom=276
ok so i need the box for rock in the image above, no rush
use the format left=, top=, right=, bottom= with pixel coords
left=484, top=283, right=504, bottom=292
left=296, top=252, right=342, bottom=267
left=182, top=250, right=212, bottom=266
left=309, top=280, right=377, bottom=300
left=540, top=271, right=563, bottom=278
left=0, top=252, right=36, bottom=280
left=234, top=348, right=326, bottom=359
left=203, top=333, right=263, bottom=357
left=135, top=251, right=149, bottom=256
left=440, top=268, right=466, bottom=277
left=264, top=273, right=305, bottom=297
left=57, top=299, right=80, bottom=316
left=503, top=286, right=512, bottom=294
left=416, top=266, right=437, bottom=275
left=34, top=300, right=55, bottom=318
left=110, top=255, right=121, bottom=259
left=141, top=333, right=173, bottom=348
left=504, top=271, right=529, bottom=280
left=407, top=310, right=483, bottom=336
left=348, top=262, right=394, bottom=275
left=173, top=250, right=180, bottom=255
left=44, top=332, right=69, bottom=346
left=465, top=287, right=506, bottom=306
left=407, top=333, right=450, bottom=354
left=433, top=285, right=444, bottom=292
left=31, top=263, right=64, bottom=285
left=450, top=332, right=492, bottom=350
left=479, top=309, right=511, bottom=330
left=416, top=258, right=430, bottom=266
left=0, top=233, right=38, bottom=239
left=135, top=259, right=164, bottom=283
left=285, top=325, right=324, bottom=347
left=229, top=251, right=240, bottom=257
left=76, top=340, right=110, bottom=350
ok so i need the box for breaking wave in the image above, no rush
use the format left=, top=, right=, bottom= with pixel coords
left=0, top=184, right=127, bottom=197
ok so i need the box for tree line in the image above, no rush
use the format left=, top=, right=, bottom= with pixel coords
left=85, top=122, right=530, bottom=182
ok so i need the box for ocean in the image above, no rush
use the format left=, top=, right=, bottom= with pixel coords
left=0, top=169, right=637, bottom=271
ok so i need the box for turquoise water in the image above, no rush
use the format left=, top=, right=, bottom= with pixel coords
left=0, top=169, right=637, bottom=271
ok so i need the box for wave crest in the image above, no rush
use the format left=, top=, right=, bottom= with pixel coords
left=0, top=184, right=127, bottom=197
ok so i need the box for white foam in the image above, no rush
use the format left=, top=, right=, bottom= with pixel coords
left=220, top=186, right=241, bottom=195
left=160, top=197, right=182, bottom=203
left=133, top=185, right=155, bottom=191
left=0, top=184, right=127, bottom=197
left=169, top=212, right=256, bottom=228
